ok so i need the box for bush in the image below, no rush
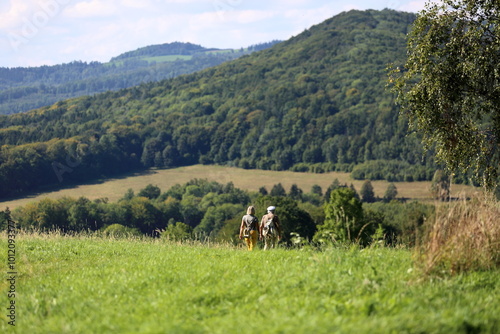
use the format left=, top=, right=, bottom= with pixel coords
left=363, top=201, right=434, bottom=247
left=418, top=193, right=500, bottom=275
left=314, top=187, right=364, bottom=244
left=102, top=224, right=142, bottom=238
left=161, top=222, right=193, bottom=241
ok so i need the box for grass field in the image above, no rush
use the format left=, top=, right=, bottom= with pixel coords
left=1, top=232, right=499, bottom=333
left=0, top=165, right=477, bottom=210
left=143, top=55, right=193, bottom=63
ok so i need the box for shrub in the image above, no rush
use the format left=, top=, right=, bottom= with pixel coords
left=314, top=187, right=364, bottom=244
left=418, top=193, right=500, bottom=275
left=102, top=224, right=142, bottom=238
left=161, top=222, right=193, bottom=241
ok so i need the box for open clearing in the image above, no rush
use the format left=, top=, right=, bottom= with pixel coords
left=0, top=165, right=477, bottom=210
left=1, top=234, right=498, bottom=333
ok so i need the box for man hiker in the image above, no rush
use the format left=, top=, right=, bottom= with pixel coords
left=239, top=206, right=259, bottom=251
left=259, top=206, right=282, bottom=250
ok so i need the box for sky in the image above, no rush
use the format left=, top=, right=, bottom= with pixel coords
left=0, top=0, right=431, bottom=68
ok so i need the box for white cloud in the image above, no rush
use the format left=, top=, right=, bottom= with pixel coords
left=399, top=0, right=429, bottom=12
left=232, top=9, right=276, bottom=24
left=275, top=0, right=311, bottom=5
left=65, top=0, right=117, bottom=18
left=0, top=1, right=32, bottom=29
left=121, top=0, right=150, bottom=9
left=281, top=4, right=342, bottom=36
left=204, top=9, right=276, bottom=25
left=0, top=0, right=434, bottom=67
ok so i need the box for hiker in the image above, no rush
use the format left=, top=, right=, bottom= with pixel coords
left=239, top=206, right=259, bottom=251
left=259, top=206, right=282, bottom=250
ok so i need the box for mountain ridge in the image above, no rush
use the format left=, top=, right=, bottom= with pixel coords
left=0, top=41, right=281, bottom=115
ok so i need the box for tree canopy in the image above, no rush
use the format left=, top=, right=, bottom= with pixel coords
left=391, top=0, right=500, bottom=190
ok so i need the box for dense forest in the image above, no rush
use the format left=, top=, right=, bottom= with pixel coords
left=3, top=178, right=432, bottom=247
left=0, top=10, right=449, bottom=199
left=0, top=41, right=280, bottom=115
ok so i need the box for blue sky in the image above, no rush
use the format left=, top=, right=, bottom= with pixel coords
left=0, top=0, right=431, bottom=68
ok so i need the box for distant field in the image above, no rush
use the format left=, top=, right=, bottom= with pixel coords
left=205, top=49, right=240, bottom=54
left=143, top=55, right=193, bottom=62
left=0, top=165, right=477, bottom=210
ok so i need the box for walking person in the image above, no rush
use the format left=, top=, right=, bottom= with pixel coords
left=260, top=206, right=282, bottom=250
left=239, top=206, right=259, bottom=251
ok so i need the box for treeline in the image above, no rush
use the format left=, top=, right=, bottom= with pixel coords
left=4, top=179, right=433, bottom=247
left=0, top=41, right=281, bottom=115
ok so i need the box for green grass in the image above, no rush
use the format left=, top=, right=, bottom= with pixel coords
left=105, top=55, right=193, bottom=67
left=142, top=55, right=193, bottom=63
left=0, top=165, right=477, bottom=210
left=1, top=233, right=499, bottom=333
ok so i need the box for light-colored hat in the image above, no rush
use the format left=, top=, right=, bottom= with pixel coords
left=267, top=206, right=276, bottom=212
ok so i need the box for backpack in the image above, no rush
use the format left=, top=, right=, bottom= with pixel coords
left=244, top=215, right=258, bottom=235
left=262, top=214, right=277, bottom=238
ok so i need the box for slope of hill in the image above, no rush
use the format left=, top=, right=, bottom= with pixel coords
left=0, top=41, right=280, bottom=115
left=0, top=9, right=431, bottom=199
left=110, top=41, right=213, bottom=61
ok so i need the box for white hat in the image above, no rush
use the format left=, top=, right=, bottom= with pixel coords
left=267, top=206, right=276, bottom=211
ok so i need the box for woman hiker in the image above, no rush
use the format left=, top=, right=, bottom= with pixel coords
left=239, top=206, right=259, bottom=251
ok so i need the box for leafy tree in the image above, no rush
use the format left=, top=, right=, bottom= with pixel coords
left=129, top=197, right=163, bottom=234
left=193, top=203, right=244, bottom=236
left=138, top=184, right=161, bottom=200
left=349, top=184, right=360, bottom=200
left=314, top=187, right=364, bottom=243
left=431, top=170, right=451, bottom=201
left=270, top=183, right=286, bottom=197
left=384, top=183, right=398, bottom=202
left=324, top=178, right=342, bottom=201
left=311, top=184, right=323, bottom=196
left=0, top=208, right=12, bottom=231
left=68, top=197, right=100, bottom=231
left=259, top=186, right=268, bottom=196
left=157, top=197, right=183, bottom=223
left=360, top=180, right=376, bottom=203
left=288, top=184, right=303, bottom=201
left=121, top=188, right=135, bottom=201
left=391, top=0, right=500, bottom=189
left=179, top=195, right=203, bottom=227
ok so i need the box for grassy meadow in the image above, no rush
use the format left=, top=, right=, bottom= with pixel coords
left=1, top=232, right=499, bottom=333
left=0, top=165, right=477, bottom=210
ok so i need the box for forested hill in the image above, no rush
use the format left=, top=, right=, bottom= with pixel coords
left=0, top=41, right=280, bottom=115
left=0, top=9, right=435, bottom=199
left=110, top=42, right=213, bottom=61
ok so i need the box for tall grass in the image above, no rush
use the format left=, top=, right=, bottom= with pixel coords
left=418, top=192, right=500, bottom=275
